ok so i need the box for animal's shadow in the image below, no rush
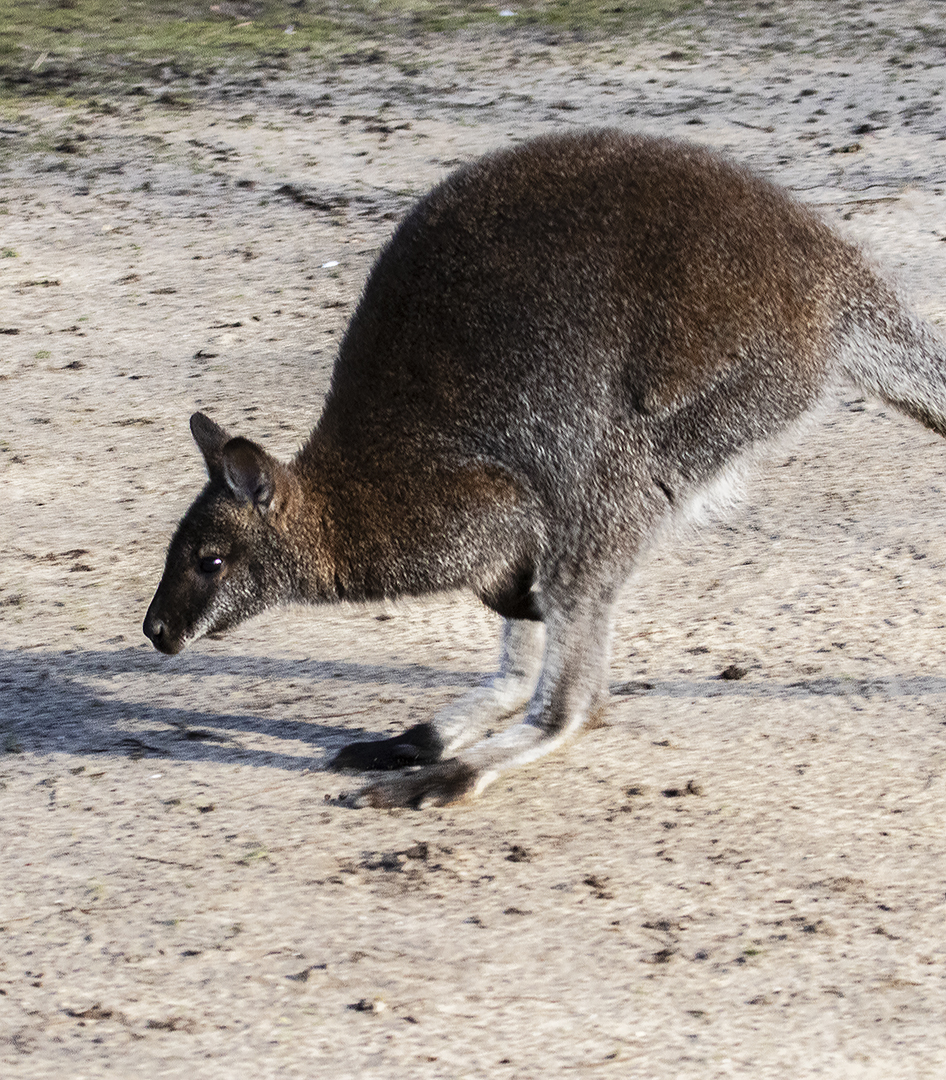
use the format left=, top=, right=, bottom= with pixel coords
left=3, top=645, right=945, bottom=771
left=0, top=645, right=484, bottom=771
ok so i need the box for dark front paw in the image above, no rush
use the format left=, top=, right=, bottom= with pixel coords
left=352, top=759, right=479, bottom=809
left=329, top=722, right=444, bottom=772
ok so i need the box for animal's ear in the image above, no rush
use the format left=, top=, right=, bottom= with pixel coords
left=190, top=412, right=232, bottom=475
left=221, top=437, right=279, bottom=512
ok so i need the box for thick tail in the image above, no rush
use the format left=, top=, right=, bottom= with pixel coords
left=838, top=280, right=946, bottom=438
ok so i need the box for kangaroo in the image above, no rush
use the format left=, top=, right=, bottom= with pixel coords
left=144, top=129, right=946, bottom=808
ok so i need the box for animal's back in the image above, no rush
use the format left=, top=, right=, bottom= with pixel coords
left=320, top=130, right=868, bottom=506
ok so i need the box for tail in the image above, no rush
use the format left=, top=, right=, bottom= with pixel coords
left=838, top=280, right=946, bottom=438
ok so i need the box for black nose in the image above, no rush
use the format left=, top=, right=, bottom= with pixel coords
left=143, top=603, right=183, bottom=654
left=143, top=606, right=173, bottom=652
left=143, top=611, right=163, bottom=641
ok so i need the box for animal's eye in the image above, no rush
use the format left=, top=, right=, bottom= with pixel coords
left=198, top=555, right=224, bottom=575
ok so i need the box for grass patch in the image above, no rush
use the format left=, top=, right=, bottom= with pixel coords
left=0, top=1, right=707, bottom=98
left=1, top=1, right=340, bottom=89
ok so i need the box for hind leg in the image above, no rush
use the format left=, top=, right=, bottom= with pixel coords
left=350, top=581, right=618, bottom=807
left=329, top=617, right=545, bottom=771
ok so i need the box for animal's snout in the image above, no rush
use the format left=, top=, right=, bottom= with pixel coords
left=143, top=606, right=177, bottom=654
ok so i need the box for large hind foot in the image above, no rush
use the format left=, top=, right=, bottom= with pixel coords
left=350, top=759, right=479, bottom=809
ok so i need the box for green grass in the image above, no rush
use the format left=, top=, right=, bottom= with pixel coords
left=1, top=1, right=337, bottom=88
left=0, top=1, right=705, bottom=97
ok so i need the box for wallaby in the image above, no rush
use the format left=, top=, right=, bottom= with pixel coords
left=144, top=128, right=946, bottom=808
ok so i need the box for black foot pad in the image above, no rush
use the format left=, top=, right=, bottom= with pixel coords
left=353, top=759, right=479, bottom=809
left=330, top=722, right=444, bottom=772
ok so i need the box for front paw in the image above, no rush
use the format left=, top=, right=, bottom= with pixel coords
left=351, top=759, right=479, bottom=809
left=329, top=722, right=444, bottom=771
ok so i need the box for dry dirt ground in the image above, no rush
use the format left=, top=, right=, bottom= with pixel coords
left=3, top=6, right=946, bottom=1078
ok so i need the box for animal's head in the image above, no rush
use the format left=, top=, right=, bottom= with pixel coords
left=143, top=412, right=304, bottom=655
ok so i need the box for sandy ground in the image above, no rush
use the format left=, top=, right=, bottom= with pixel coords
left=2, top=6, right=946, bottom=1077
